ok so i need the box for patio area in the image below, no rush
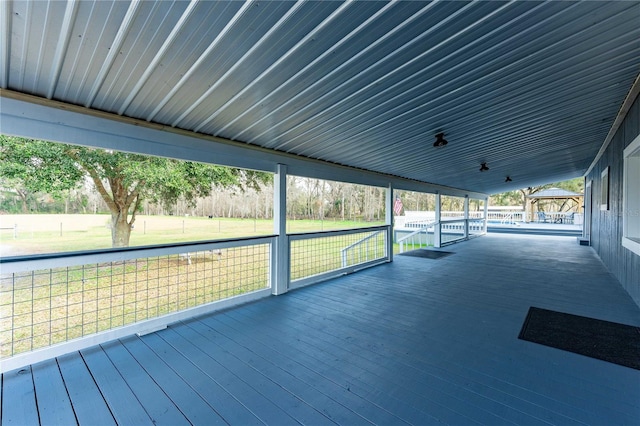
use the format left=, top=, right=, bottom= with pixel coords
left=2, top=233, right=639, bottom=425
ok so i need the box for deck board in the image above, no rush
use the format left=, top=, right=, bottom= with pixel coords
left=1, top=366, right=39, bottom=425
left=56, top=353, right=116, bottom=425
left=100, top=340, right=192, bottom=425
left=158, top=327, right=299, bottom=425
left=199, top=315, right=377, bottom=425
left=119, top=336, right=228, bottom=425
left=139, top=333, right=264, bottom=426
left=179, top=321, right=337, bottom=425
left=80, top=346, right=154, bottom=425
left=2, top=234, right=640, bottom=425
left=31, top=359, right=77, bottom=425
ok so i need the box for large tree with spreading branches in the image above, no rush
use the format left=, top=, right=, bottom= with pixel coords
left=0, top=136, right=270, bottom=247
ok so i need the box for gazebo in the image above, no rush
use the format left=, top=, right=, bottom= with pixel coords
left=526, top=187, right=584, bottom=223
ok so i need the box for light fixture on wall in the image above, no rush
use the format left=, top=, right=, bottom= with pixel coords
left=479, top=162, right=489, bottom=172
left=505, top=176, right=512, bottom=182
left=433, top=132, right=448, bottom=148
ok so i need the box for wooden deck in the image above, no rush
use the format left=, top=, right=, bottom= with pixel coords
left=2, top=233, right=639, bottom=425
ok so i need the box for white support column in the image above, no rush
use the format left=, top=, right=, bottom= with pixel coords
left=435, top=192, right=441, bottom=248
left=272, top=164, right=289, bottom=295
left=464, top=195, right=470, bottom=239
left=386, top=184, right=394, bottom=262
left=483, top=197, right=489, bottom=234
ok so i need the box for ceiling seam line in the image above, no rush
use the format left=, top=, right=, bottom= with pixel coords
left=116, top=0, right=199, bottom=116
left=47, top=0, right=79, bottom=99
left=174, top=0, right=310, bottom=129
left=146, top=0, right=255, bottom=123
left=294, top=11, right=636, bottom=155
left=84, top=0, right=141, bottom=108
left=210, top=0, right=399, bottom=137
left=257, top=1, right=518, bottom=149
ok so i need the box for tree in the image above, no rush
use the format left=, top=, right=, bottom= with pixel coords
left=0, top=136, right=270, bottom=247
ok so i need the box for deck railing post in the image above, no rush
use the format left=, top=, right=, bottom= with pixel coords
left=464, top=195, right=469, bottom=239
left=272, top=164, right=289, bottom=295
left=386, top=184, right=394, bottom=262
left=434, top=193, right=441, bottom=248
left=483, top=197, right=489, bottom=234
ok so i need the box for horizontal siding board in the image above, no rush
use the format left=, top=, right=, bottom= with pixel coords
left=586, top=91, right=640, bottom=308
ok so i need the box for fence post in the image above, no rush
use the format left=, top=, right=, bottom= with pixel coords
left=14, top=224, right=18, bottom=239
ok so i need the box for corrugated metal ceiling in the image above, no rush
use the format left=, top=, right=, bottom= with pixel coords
left=2, top=0, right=639, bottom=194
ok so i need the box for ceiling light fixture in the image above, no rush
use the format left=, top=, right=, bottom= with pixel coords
left=479, top=162, right=489, bottom=172
left=505, top=176, right=512, bottom=182
left=433, top=132, right=448, bottom=148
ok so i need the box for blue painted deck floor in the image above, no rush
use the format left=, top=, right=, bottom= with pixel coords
left=2, top=234, right=640, bottom=425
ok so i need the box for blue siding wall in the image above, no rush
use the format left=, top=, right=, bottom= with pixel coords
left=586, top=94, right=640, bottom=307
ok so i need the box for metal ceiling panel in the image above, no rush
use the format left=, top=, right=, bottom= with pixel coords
left=2, top=0, right=639, bottom=195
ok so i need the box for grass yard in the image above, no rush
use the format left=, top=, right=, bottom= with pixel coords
left=0, top=214, right=384, bottom=256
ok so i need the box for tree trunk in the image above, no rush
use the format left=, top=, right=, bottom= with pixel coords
left=111, top=212, right=132, bottom=248
left=17, top=190, right=28, bottom=213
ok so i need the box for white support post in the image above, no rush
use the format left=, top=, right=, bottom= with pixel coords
left=464, top=195, right=469, bottom=239
left=272, top=164, right=289, bottom=295
left=483, top=197, right=489, bottom=234
left=386, top=184, right=393, bottom=262
left=435, top=193, right=441, bottom=248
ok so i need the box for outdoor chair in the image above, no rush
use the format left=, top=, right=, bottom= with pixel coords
left=563, top=212, right=575, bottom=224
left=536, top=211, right=550, bottom=223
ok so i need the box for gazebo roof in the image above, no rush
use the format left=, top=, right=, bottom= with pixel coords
left=527, top=188, right=583, bottom=199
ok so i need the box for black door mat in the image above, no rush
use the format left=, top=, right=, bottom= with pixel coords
left=398, top=249, right=453, bottom=259
left=518, top=306, right=640, bottom=370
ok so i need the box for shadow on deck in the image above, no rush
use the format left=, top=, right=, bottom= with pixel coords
left=2, top=234, right=639, bottom=425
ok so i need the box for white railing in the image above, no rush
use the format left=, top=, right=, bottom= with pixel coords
left=397, top=221, right=437, bottom=253
left=439, top=218, right=487, bottom=246
left=341, top=230, right=385, bottom=268
left=487, top=211, right=524, bottom=223
left=0, top=236, right=275, bottom=371
left=289, top=226, right=389, bottom=289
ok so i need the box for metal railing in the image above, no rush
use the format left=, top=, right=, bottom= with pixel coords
left=0, top=236, right=274, bottom=367
left=289, top=226, right=389, bottom=289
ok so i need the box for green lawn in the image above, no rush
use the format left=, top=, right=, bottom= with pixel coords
left=1, top=214, right=385, bottom=255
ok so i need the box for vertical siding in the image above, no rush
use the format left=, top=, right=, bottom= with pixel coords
left=587, top=94, right=640, bottom=307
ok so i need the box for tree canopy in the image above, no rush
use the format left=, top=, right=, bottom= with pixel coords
left=0, top=136, right=270, bottom=247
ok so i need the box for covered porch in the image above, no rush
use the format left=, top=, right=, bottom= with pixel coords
left=3, top=233, right=639, bottom=425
